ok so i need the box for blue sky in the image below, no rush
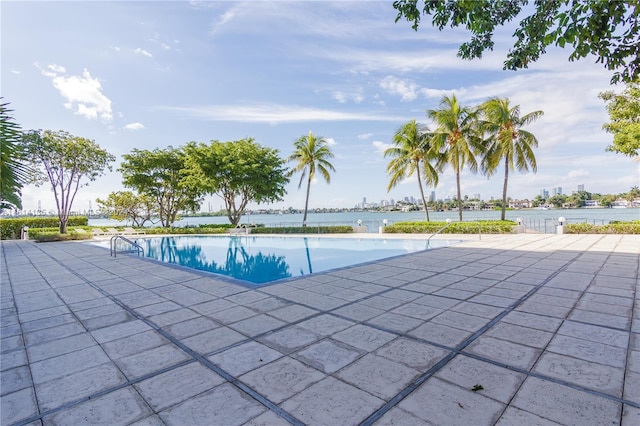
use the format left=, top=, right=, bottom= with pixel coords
left=3, top=1, right=638, bottom=213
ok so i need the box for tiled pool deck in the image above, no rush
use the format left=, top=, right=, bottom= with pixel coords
left=1, top=234, right=638, bottom=425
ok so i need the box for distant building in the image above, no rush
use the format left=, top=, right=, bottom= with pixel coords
left=577, top=184, right=585, bottom=192
left=553, top=187, right=563, bottom=195
left=541, top=189, right=549, bottom=198
left=473, top=193, right=481, bottom=200
left=429, top=191, right=436, bottom=202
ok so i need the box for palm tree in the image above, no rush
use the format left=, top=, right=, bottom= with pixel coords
left=384, top=119, right=440, bottom=221
left=480, top=97, right=543, bottom=220
left=0, top=100, right=30, bottom=211
left=427, top=94, right=484, bottom=221
left=287, top=131, right=335, bottom=226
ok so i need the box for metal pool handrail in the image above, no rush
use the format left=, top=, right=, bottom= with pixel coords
left=110, top=235, right=144, bottom=257
left=427, top=218, right=452, bottom=247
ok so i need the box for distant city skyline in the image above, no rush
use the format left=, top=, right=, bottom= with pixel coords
left=3, top=2, right=638, bottom=213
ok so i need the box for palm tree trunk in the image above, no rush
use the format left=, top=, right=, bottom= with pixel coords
left=415, top=161, right=430, bottom=221
left=456, top=168, right=462, bottom=221
left=302, top=175, right=312, bottom=227
left=501, top=156, right=509, bottom=221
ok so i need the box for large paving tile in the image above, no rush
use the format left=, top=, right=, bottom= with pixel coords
left=332, top=324, right=396, bottom=352
left=207, top=341, right=283, bottom=376
left=409, top=322, right=472, bottom=347
left=182, top=327, right=246, bottom=355
left=485, top=322, right=554, bottom=349
left=496, top=406, right=562, bottom=425
left=556, top=321, right=629, bottom=348
left=101, top=329, right=170, bottom=359
left=435, top=355, right=526, bottom=404
left=398, top=377, right=505, bottom=425
left=337, top=354, right=420, bottom=399
left=159, top=383, right=266, bottom=426
left=431, top=310, right=489, bottom=333
left=0, top=366, right=32, bottom=396
left=26, top=332, right=96, bottom=362
left=116, top=344, right=191, bottom=380
left=1, top=387, right=38, bottom=425
left=511, top=377, right=621, bottom=425
left=31, top=345, right=111, bottom=384
left=135, top=362, right=225, bottom=411
left=296, top=314, right=355, bottom=336
left=465, top=336, right=541, bottom=369
left=43, top=386, right=152, bottom=425
left=366, top=312, right=424, bottom=334
left=240, top=357, right=325, bottom=404
left=375, top=337, right=449, bottom=371
left=295, top=339, right=363, bottom=374
left=282, top=377, right=384, bottom=426
left=90, top=319, right=153, bottom=344
left=36, top=363, right=127, bottom=411
left=546, top=334, right=627, bottom=368
left=374, top=407, right=431, bottom=425
left=257, top=326, right=321, bottom=354
left=229, top=314, right=287, bottom=337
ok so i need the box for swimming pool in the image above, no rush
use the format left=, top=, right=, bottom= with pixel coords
left=101, top=236, right=454, bottom=285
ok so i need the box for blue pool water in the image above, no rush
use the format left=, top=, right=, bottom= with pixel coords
left=101, top=236, right=454, bottom=285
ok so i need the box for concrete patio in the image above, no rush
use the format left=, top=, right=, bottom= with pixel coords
left=1, top=234, right=638, bottom=425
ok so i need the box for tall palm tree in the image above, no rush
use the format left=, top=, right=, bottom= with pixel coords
left=0, top=100, right=30, bottom=211
left=384, top=119, right=440, bottom=221
left=480, top=97, right=543, bottom=220
left=427, top=94, right=483, bottom=221
left=287, top=131, right=335, bottom=226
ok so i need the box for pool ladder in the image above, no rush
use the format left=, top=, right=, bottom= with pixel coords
left=110, top=235, right=144, bottom=257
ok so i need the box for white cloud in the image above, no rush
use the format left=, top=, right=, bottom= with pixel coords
left=358, top=133, right=373, bottom=140
left=160, top=103, right=406, bottom=124
left=331, top=90, right=364, bottom=104
left=379, top=76, right=419, bottom=102
left=325, top=137, right=337, bottom=146
left=372, top=140, right=391, bottom=155
left=48, top=64, right=66, bottom=73
left=124, top=122, right=145, bottom=130
left=567, top=169, right=589, bottom=178
left=134, top=48, right=152, bottom=57
left=111, top=46, right=121, bottom=52
left=161, top=43, right=170, bottom=50
left=40, top=65, right=113, bottom=122
left=11, top=69, right=21, bottom=75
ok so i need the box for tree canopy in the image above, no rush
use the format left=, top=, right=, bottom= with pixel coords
left=393, top=0, right=639, bottom=83
left=22, top=130, right=115, bottom=233
left=0, top=100, right=30, bottom=211
left=287, top=131, right=335, bottom=226
left=96, top=191, right=157, bottom=227
left=186, top=139, right=289, bottom=226
left=599, top=78, right=640, bottom=157
left=480, top=97, right=543, bottom=220
left=119, top=147, right=203, bottom=228
left=385, top=119, right=439, bottom=221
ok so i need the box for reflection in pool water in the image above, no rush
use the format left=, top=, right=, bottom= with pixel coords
left=117, top=236, right=451, bottom=285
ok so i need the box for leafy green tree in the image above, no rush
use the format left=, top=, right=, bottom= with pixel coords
left=427, top=94, right=484, bottom=221
left=384, top=119, right=440, bottom=221
left=569, top=190, right=590, bottom=208
left=186, top=139, right=289, bottom=226
left=393, top=0, right=639, bottom=83
left=0, top=100, right=30, bottom=211
left=626, top=186, right=640, bottom=201
left=96, top=191, right=157, bottom=227
left=599, top=78, right=640, bottom=157
left=22, top=130, right=115, bottom=233
left=287, top=131, right=336, bottom=226
left=480, top=97, right=543, bottom=220
left=120, top=147, right=202, bottom=228
left=548, top=194, right=567, bottom=208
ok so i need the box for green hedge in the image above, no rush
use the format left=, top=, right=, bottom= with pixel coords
left=29, top=227, right=94, bottom=242
left=251, top=226, right=353, bottom=234
left=385, top=220, right=516, bottom=234
left=1, top=217, right=89, bottom=240
left=565, top=221, right=640, bottom=234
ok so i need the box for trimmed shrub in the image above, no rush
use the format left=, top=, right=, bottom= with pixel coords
left=565, top=221, right=640, bottom=234
left=29, top=227, right=94, bottom=242
left=1, top=217, right=89, bottom=240
left=251, top=226, right=353, bottom=234
left=385, top=220, right=516, bottom=234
